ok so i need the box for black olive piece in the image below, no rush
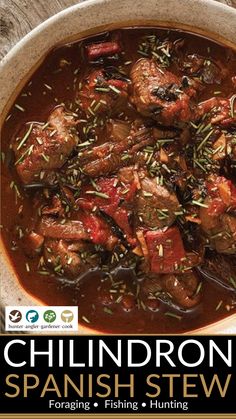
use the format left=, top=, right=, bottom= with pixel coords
left=182, top=76, right=189, bottom=88
left=151, top=83, right=179, bottom=102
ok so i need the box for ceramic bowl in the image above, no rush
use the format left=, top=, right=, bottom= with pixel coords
left=1, top=0, right=236, bottom=334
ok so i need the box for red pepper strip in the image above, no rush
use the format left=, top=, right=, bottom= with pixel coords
left=80, top=213, right=115, bottom=246
left=86, top=41, right=121, bottom=60
left=206, top=176, right=236, bottom=216
left=145, top=226, right=186, bottom=274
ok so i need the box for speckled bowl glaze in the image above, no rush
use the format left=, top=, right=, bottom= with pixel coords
left=1, top=0, right=236, bottom=334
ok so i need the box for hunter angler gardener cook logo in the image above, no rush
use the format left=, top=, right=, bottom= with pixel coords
left=5, top=306, right=78, bottom=331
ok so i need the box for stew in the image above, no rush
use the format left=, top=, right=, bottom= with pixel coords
left=1, top=27, right=236, bottom=333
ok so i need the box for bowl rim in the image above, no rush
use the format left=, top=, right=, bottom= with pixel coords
left=1, top=0, right=236, bottom=335
left=1, top=0, right=236, bottom=116
left=1, top=0, right=234, bottom=59
left=0, top=0, right=233, bottom=57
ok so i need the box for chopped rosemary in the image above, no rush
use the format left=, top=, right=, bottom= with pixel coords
left=5, top=113, right=12, bottom=122
left=197, top=129, right=214, bottom=151
left=157, top=209, right=169, bottom=218
left=78, top=141, right=91, bottom=147
left=215, top=300, right=223, bottom=311
left=143, top=191, right=153, bottom=197
left=95, top=87, right=110, bottom=92
left=85, top=191, right=109, bottom=199
left=82, top=316, right=91, bottom=323
left=103, top=307, right=113, bottom=315
left=44, top=83, right=52, bottom=90
left=14, top=144, right=34, bottom=165
left=25, top=262, right=30, bottom=272
left=14, top=103, right=25, bottom=112
left=42, top=153, right=50, bottom=162
left=37, top=270, right=51, bottom=276
left=165, top=311, right=182, bottom=320
left=109, top=85, right=121, bottom=94
left=195, top=281, right=203, bottom=296
left=229, top=276, right=236, bottom=289
left=121, top=154, right=131, bottom=161
left=192, top=200, right=208, bottom=208
left=158, top=244, right=164, bottom=257
left=16, top=124, right=33, bottom=150
left=193, top=159, right=207, bottom=172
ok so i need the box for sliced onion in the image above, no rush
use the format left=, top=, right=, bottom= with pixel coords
left=108, top=120, right=131, bottom=142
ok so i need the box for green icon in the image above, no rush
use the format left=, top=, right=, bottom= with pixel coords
left=43, top=310, right=56, bottom=323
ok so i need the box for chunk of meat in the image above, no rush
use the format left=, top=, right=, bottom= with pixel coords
left=118, top=166, right=138, bottom=185
left=77, top=69, right=128, bottom=117
left=201, top=61, right=223, bottom=85
left=86, top=40, right=122, bottom=60
left=112, top=207, right=134, bottom=243
left=145, top=226, right=186, bottom=273
left=78, top=177, right=121, bottom=212
left=38, top=217, right=89, bottom=240
left=44, top=238, right=82, bottom=277
left=42, top=195, right=64, bottom=217
left=212, top=133, right=227, bottom=161
left=13, top=106, right=78, bottom=184
left=161, top=271, right=201, bottom=308
left=199, top=175, right=236, bottom=254
left=197, top=95, right=236, bottom=127
left=79, top=119, right=174, bottom=178
left=211, top=215, right=236, bottom=254
left=179, top=54, right=224, bottom=84
left=200, top=175, right=236, bottom=222
left=198, top=252, right=236, bottom=290
left=61, top=185, right=76, bottom=207
left=141, top=276, right=163, bottom=295
left=106, top=119, right=131, bottom=142
left=22, top=231, right=44, bottom=258
left=180, top=54, right=204, bottom=75
left=80, top=124, right=157, bottom=177
left=78, top=177, right=137, bottom=245
left=42, top=187, right=75, bottom=217
left=79, top=212, right=118, bottom=249
left=141, top=270, right=200, bottom=309
left=130, top=58, right=196, bottom=126
left=82, top=149, right=126, bottom=177
left=38, top=213, right=118, bottom=250
left=136, top=175, right=180, bottom=228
